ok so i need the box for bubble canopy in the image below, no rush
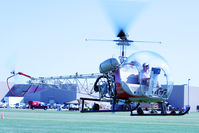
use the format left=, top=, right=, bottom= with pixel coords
left=119, top=51, right=173, bottom=101
left=126, top=51, right=171, bottom=75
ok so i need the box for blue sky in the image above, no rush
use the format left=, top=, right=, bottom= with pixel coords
left=0, top=0, right=199, bottom=86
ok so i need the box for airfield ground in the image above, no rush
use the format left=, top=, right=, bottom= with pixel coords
left=0, top=109, right=199, bottom=133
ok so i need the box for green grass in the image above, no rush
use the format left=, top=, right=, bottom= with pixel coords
left=0, top=109, right=199, bottom=133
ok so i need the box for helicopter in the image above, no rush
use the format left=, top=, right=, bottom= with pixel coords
left=80, top=29, right=190, bottom=116
left=6, top=30, right=190, bottom=115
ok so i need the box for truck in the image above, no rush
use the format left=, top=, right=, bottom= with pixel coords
left=28, top=101, right=48, bottom=110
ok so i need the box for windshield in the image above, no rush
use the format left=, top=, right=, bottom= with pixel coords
left=119, top=51, right=173, bottom=100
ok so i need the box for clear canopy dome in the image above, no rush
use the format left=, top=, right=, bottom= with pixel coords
left=119, top=51, right=173, bottom=101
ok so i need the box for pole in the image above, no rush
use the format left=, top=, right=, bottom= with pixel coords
left=1, top=112, right=3, bottom=119
left=188, top=79, right=190, bottom=106
left=122, top=45, right=124, bottom=57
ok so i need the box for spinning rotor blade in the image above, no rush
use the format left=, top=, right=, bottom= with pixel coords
left=6, top=53, right=17, bottom=73
left=133, top=41, right=162, bottom=44
left=85, top=39, right=115, bottom=42
left=86, top=38, right=161, bottom=44
left=85, top=38, right=134, bottom=43
left=101, top=0, right=149, bottom=37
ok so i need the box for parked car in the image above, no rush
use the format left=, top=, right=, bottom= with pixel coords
left=61, top=103, right=79, bottom=111
left=47, top=103, right=58, bottom=109
left=15, top=103, right=27, bottom=109
left=28, top=101, right=48, bottom=110
left=69, top=104, right=79, bottom=111
left=62, top=104, right=69, bottom=109
left=0, top=102, right=8, bottom=108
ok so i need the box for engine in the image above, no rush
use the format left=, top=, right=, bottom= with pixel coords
left=99, top=58, right=119, bottom=73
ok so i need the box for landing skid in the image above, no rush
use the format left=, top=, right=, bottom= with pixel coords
left=130, top=107, right=190, bottom=116
left=80, top=97, right=190, bottom=116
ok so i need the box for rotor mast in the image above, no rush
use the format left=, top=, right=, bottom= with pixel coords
left=116, top=30, right=130, bottom=63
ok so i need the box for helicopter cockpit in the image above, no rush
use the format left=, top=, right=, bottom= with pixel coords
left=119, top=51, right=173, bottom=101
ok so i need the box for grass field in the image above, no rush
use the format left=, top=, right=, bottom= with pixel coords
left=0, top=109, right=199, bottom=133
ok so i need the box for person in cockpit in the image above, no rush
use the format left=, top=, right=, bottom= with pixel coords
left=139, top=63, right=162, bottom=94
left=139, top=63, right=150, bottom=86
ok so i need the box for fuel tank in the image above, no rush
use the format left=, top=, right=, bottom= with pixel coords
left=99, top=58, right=119, bottom=73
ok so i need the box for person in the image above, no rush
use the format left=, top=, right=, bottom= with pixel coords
left=139, top=63, right=150, bottom=86
left=140, top=63, right=162, bottom=89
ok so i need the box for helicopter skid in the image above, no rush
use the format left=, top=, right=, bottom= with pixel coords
left=80, top=97, right=190, bottom=116
left=130, top=107, right=190, bottom=116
